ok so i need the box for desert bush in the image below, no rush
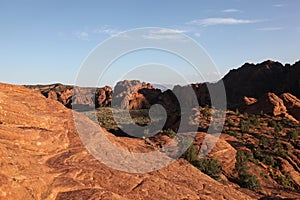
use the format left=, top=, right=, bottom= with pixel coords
left=234, top=150, right=251, bottom=174
left=250, top=115, right=260, bottom=126
left=274, top=143, right=288, bottom=158
left=234, top=150, right=261, bottom=190
left=253, top=148, right=277, bottom=167
left=193, top=158, right=222, bottom=180
left=226, top=130, right=239, bottom=137
left=275, top=174, right=293, bottom=189
left=226, top=118, right=235, bottom=127
left=163, top=128, right=177, bottom=138
left=182, top=144, right=199, bottom=163
left=238, top=172, right=261, bottom=190
left=260, top=171, right=268, bottom=179
left=182, top=144, right=222, bottom=180
left=259, top=135, right=273, bottom=149
left=286, top=129, right=299, bottom=142
left=268, top=120, right=277, bottom=128
left=202, top=106, right=211, bottom=117
left=240, top=120, right=250, bottom=133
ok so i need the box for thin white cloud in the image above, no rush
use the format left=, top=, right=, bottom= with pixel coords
left=187, top=18, right=260, bottom=26
left=194, top=32, right=201, bottom=37
left=142, top=29, right=188, bottom=41
left=154, top=29, right=187, bottom=34
left=222, top=9, right=241, bottom=13
left=74, top=31, right=89, bottom=41
left=93, top=27, right=121, bottom=36
left=257, top=27, right=283, bottom=31
left=273, top=4, right=284, bottom=7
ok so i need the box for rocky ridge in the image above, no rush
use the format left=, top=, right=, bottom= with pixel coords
left=0, top=83, right=255, bottom=200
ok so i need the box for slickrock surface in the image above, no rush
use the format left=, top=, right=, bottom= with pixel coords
left=0, top=83, right=254, bottom=200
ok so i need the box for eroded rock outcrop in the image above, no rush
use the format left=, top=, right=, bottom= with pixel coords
left=223, top=60, right=300, bottom=108
left=27, top=84, right=112, bottom=109
left=241, top=92, right=300, bottom=122
left=0, top=83, right=255, bottom=200
left=244, top=93, right=287, bottom=116
left=112, top=80, right=155, bottom=109
left=280, top=93, right=300, bottom=121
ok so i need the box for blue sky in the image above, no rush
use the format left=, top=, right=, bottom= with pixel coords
left=1, top=0, right=300, bottom=86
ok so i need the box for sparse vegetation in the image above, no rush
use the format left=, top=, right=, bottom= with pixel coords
left=240, top=119, right=250, bottom=134
left=253, top=147, right=277, bottom=167
left=226, top=118, right=235, bottom=127
left=163, top=128, right=177, bottom=138
left=182, top=144, right=199, bottom=163
left=249, top=115, right=260, bottom=126
left=274, top=173, right=294, bottom=189
left=286, top=129, right=299, bottom=142
left=193, top=158, right=222, bottom=180
left=182, top=144, right=222, bottom=180
left=234, top=150, right=261, bottom=191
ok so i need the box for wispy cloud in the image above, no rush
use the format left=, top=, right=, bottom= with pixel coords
left=194, top=32, right=201, bottom=37
left=74, top=31, right=89, bottom=41
left=73, top=26, right=123, bottom=41
left=93, top=27, right=121, bottom=36
left=222, top=9, right=241, bottom=13
left=257, top=27, right=283, bottom=31
left=187, top=18, right=260, bottom=26
left=142, top=29, right=188, bottom=40
left=273, top=4, right=284, bottom=8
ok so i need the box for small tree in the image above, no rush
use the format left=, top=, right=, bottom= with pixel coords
left=287, top=129, right=299, bottom=142
left=182, top=144, right=199, bottom=163
left=234, top=150, right=261, bottom=190
left=240, top=120, right=250, bottom=135
left=194, top=158, right=222, bottom=180
left=234, top=150, right=250, bottom=175
left=239, top=173, right=261, bottom=191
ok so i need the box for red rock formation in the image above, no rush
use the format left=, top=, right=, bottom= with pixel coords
left=112, top=80, right=155, bottom=109
left=222, top=60, right=300, bottom=108
left=27, top=84, right=112, bottom=109
left=244, top=92, right=287, bottom=116
left=281, top=93, right=300, bottom=121
left=0, top=83, right=255, bottom=200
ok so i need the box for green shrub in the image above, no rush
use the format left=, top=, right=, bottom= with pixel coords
left=226, top=130, right=239, bottom=137
left=234, top=150, right=251, bottom=175
left=240, top=120, right=250, bottom=133
left=238, top=172, right=261, bottom=190
left=193, top=158, right=222, bottom=180
left=254, top=148, right=277, bottom=167
left=182, top=144, right=199, bottom=163
left=163, top=128, right=177, bottom=138
left=182, top=144, right=222, bottom=180
left=287, top=129, right=299, bottom=142
left=274, top=143, right=288, bottom=158
left=250, top=115, right=260, bottom=126
left=275, top=174, right=293, bottom=189
left=268, top=120, right=277, bottom=128
left=234, top=150, right=261, bottom=191
left=260, top=171, right=268, bottom=178
left=226, top=118, right=235, bottom=127
left=259, top=135, right=271, bottom=149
